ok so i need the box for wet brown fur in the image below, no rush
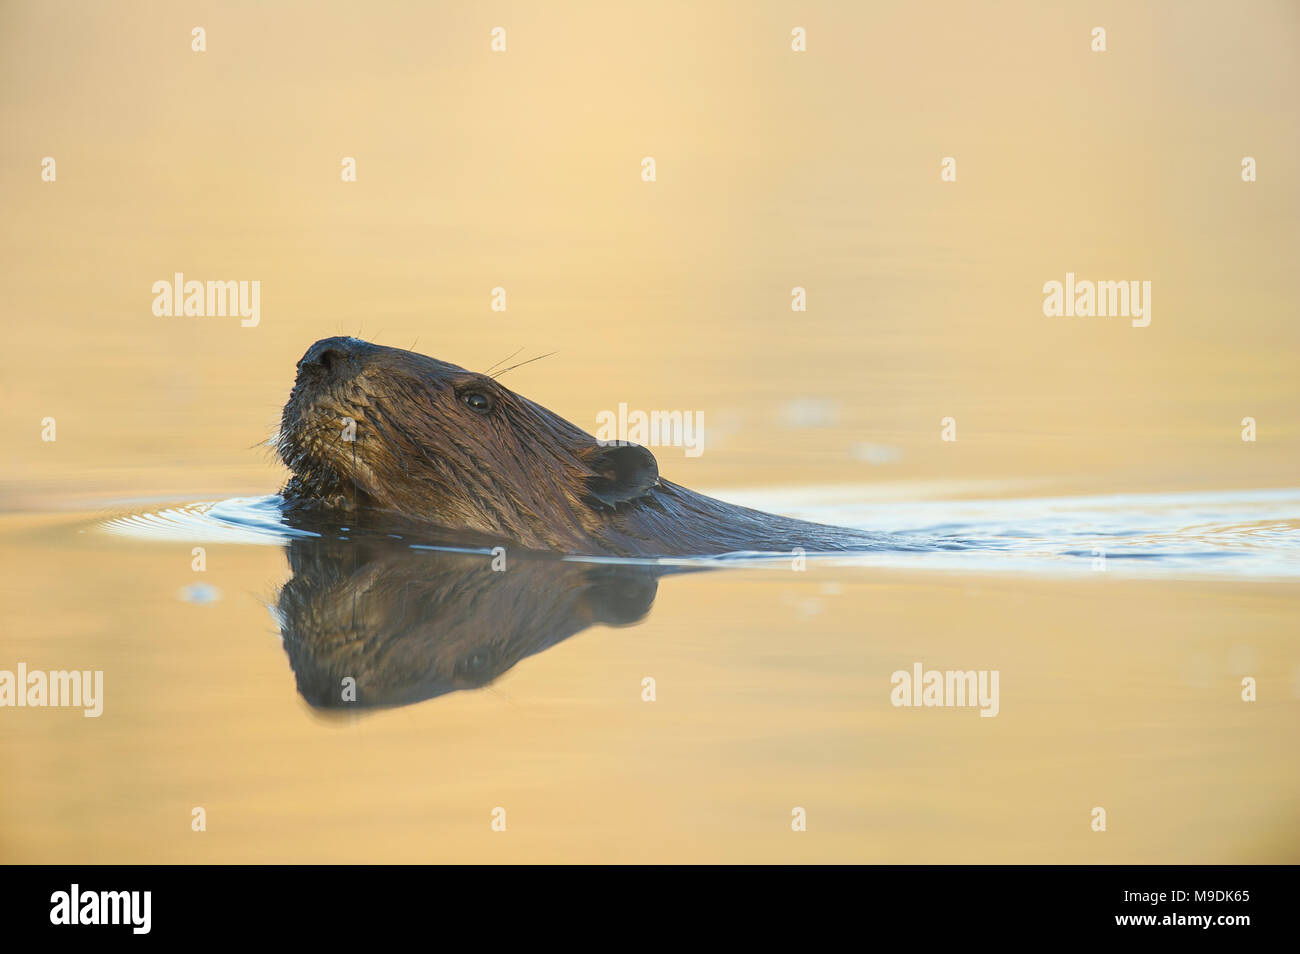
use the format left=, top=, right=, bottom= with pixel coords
left=277, top=337, right=890, bottom=557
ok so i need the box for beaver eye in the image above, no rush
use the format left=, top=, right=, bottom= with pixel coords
left=460, top=390, right=493, bottom=413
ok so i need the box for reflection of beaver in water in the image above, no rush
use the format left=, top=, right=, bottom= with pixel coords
left=277, top=536, right=668, bottom=709
left=277, top=336, right=891, bottom=557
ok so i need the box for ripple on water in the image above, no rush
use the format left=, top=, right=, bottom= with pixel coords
left=100, top=488, right=1300, bottom=579
left=101, top=495, right=314, bottom=545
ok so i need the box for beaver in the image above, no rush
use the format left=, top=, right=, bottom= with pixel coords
left=276, top=336, right=896, bottom=557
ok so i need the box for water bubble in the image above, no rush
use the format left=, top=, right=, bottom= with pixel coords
left=179, top=583, right=221, bottom=604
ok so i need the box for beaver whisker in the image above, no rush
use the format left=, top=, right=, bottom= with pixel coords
left=483, top=347, right=523, bottom=375
left=490, top=351, right=557, bottom=379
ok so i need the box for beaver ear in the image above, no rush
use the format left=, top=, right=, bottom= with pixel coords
left=582, top=443, right=659, bottom=507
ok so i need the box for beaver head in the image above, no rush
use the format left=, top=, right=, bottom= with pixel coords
left=277, top=337, right=661, bottom=550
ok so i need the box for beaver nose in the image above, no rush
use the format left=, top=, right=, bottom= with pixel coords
left=297, top=336, right=365, bottom=379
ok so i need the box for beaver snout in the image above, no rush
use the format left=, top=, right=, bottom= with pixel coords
left=295, top=336, right=374, bottom=387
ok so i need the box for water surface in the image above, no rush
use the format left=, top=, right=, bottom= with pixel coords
left=2, top=484, right=1296, bottom=863
left=2, top=0, right=1297, bottom=864
left=106, top=485, right=1300, bottom=578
